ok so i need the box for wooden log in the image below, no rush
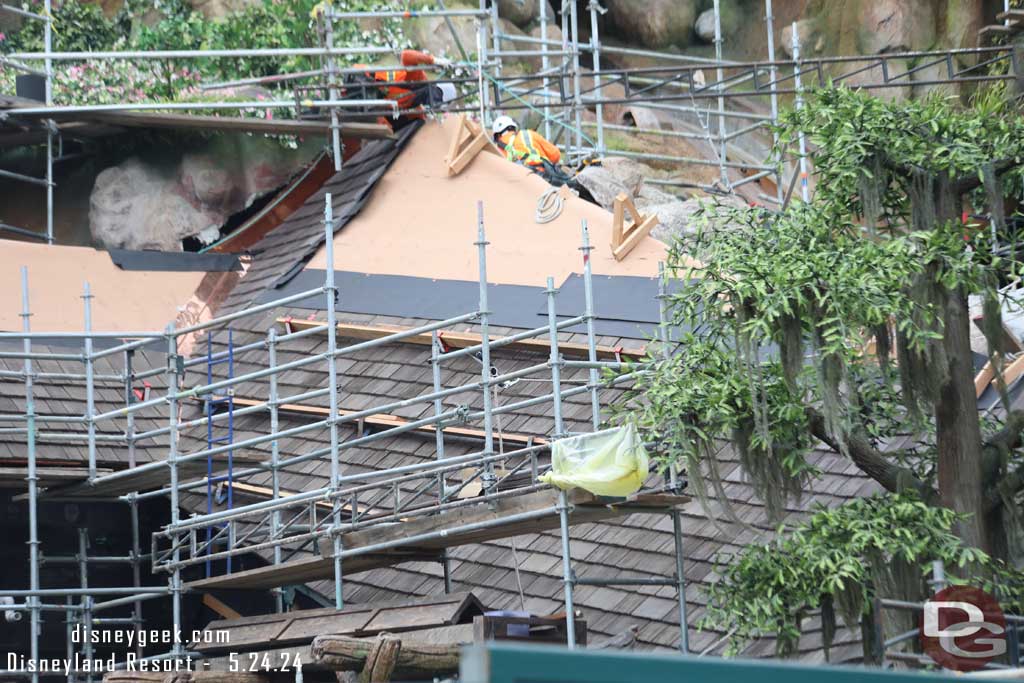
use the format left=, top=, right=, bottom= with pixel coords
left=310, top=634, right=459, bottom=679
left=103, top=674, right=269, bottom=683
left=359, top=634, right=402, bottom=683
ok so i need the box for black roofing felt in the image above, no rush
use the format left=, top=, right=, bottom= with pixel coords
left=263, top=269, right=671, bottom=339
left=108, top=249, right=241, bottom=272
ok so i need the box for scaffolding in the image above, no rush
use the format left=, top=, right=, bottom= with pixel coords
left=1, top=1, right=1023, bottom=677
left=0, top=193, right=690, bottom=677
left=3, top=0, right=1022, bottom=242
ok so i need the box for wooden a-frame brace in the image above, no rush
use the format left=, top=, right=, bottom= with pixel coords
left=444, top=114, right=497, bottom=177
left=611, top=192, right=659, bottom=261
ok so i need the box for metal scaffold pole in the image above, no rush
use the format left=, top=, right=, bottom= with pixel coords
left=323, top=194, right=344, bottom=609
left=83, top=283, right=96, bottom=480
left=477, top=201, right=495, bottom=494
left=77, top=528, right=94, bottom=683
left=587, top=0, right=605, bottom=156
left=44, top=0, right=54, bottom=245
left=568, top=0, right=584, bottom=159
left=713, top=0, right=728, bottom=187
left=20, top=267, right=40, bottom=683
left=268, top=327, right=283, bottom=613
left=129, top=494, right=143, bottom=659
left=546, top=275, right=576, bottom=648
left=165, top=322, right=183, bottom=657
left=764, top=0, right=784, bottom=206
left=559, top=0, right=571, bottom=148
left=580, top=222, right=599, bottom=429
left=323, top=5, right=343, bottom=171
left=430, top=330, right=453, bottom=594
left=791, top=21, right=810, bottom=203
left=478, top=0, right=491, bottom=121
left=539, top=0, right=552, bottom=141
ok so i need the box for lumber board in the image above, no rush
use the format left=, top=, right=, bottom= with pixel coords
left=6, top=109, right=395, bottom=140
left=203, top=594, right=243, bottom=621
left=976, top=359, right=996, bottom=399
left=278, top=318, right=647, bottom=361
left=225, top=395, right=547, bottom=447
left=41, top=452, right=261, bottom=499
left=447, top=132, right=489, bottom=176
left=185, top=489, right=688, bottom=592
left=0, top=466, right=107, bottom=488
left=613, top=214, right=659, bottom=262
left=997, top=9, right=1024, bottom=22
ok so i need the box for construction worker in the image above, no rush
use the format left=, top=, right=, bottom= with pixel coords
left=491, top=116, right=570, bottom=186
left=346, top=50, right=458, bottom=130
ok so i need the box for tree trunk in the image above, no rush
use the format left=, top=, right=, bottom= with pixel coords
left=935, top=285, right=989, bottom=551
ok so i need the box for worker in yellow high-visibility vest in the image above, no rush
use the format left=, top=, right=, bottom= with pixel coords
left=492, top=116, right=566, bottom=184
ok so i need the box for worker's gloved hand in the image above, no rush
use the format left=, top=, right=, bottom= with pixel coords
left=432, top=56, right=453, bottom=69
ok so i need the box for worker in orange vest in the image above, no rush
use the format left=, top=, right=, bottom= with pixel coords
left=347, top=50, right=457, bottom=130
left=492, top=115, right=569, bottom=185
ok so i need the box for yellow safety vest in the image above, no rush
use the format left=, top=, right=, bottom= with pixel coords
left=504, top=131, right=545, bottom=167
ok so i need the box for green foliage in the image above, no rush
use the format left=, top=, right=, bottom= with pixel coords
left=615, top=85, right=1024, bottom=655
left=704, top=492, right=1024, bottom=657
left=0, top=1, right=126, bottom=54
left=1, top=0, right=416, bottom=112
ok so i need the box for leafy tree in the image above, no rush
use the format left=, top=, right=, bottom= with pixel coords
left=615, top=85, right=1024, bottom=657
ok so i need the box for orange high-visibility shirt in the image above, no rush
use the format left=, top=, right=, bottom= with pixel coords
left=361, top=50, right=435, bottom=110
left=498, top=129, right=562, bottom=167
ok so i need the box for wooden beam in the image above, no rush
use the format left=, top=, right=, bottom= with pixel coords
left=203, top=594, right=243, bottom=621
left=184, top=488, right=689, bottom=592
left=278, top=319, right=646, bottom=361
left=613, top=214, right=659, bottom=261
left=975, top=359, right=996, bottom=399
left=226, top=396, right=548, bottom=447
left=610, top=193, right=659, bottom=262
left=444, top=114, right=495, bottom=177
left=7, top=110, right=394, bottom=140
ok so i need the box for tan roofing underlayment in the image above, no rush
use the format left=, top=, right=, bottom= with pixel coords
left=0, top=240, right=205, bottom=333
left=306, top=116, right=668, bottom=285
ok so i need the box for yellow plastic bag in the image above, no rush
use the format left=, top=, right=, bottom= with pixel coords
left=539, top=424, right=649, bottom=497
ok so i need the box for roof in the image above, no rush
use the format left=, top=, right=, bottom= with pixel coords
left=167, top=302, right=877, bottom=660
left=0, top=240, right=210, bottom=333
left=303, top=116, right=668, bottom=285
left=0, top=113, right=874, bottom=663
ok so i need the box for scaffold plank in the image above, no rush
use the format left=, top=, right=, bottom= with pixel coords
left=277, top=318, right=647, bottom=361
left=184, top=488, right=689, bottom=592
left=225, top=396, right=548, bottom=447
left=39, top=453, right=261, bottom=499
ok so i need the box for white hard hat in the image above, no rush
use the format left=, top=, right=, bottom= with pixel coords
left=437, top=82, right=457, bottom=104
left=492, top=115, right=518, bottom=136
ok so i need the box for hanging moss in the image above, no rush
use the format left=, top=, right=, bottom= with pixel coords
left=780, top=312, right=804, bottom=393
left=821, top=593, right=836, bottom=663
left=873, top=321, right=891, bottom=373
left=908, top=167, right=937, bottom=234
left=811, top=314, right=849, bottom=457
left=858, top=155, right=886, bottom=234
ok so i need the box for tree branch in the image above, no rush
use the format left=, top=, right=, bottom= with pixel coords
left=807, top=410, right=939, bottom=504
left=953, top=159, right=1018, bottom=195
left=983, top=410, right=1024, bottom=512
